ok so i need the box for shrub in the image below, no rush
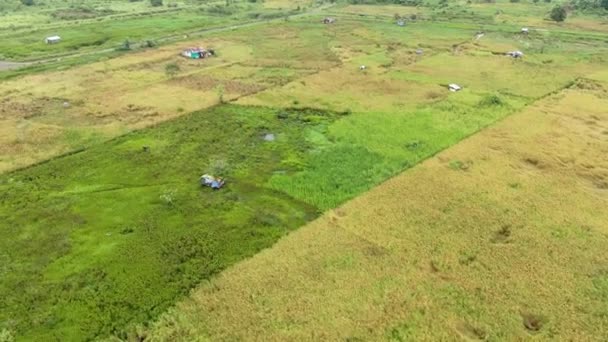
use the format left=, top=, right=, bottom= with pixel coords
left=160, top=189, right=177, bottom=206
left=21, top=0, right=35, bottom=6
left=165, top=62, right=180, bottom=77
left=550, top=5, right=567, bottom=22
left=150, top=0, right=163, bottom=7
left=209, top=158, right=229, bottom=175
left=479, top=94, right=504, bottom=106
left=0, top=329, right=14, bottom=342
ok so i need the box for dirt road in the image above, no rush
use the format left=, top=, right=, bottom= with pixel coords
left=0, top=61, right=30, bottom=71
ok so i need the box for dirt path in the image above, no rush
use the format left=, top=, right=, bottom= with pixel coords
left=0, top=61, right=30, bottom=71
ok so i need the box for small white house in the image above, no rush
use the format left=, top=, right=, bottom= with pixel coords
left=521, top=27, right=529, bottom=34
left=45, top=36, right=61, bottom=44
left=359, top=65, right=366, bottom=70
left=448, top=83, right=462, bottom=92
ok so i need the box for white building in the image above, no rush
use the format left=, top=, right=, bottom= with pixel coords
left=45, top=36, right=61, bottom=44
left=448, top=84, right=462, bottom=92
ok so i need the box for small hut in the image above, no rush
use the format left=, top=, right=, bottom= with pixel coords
left=44, top=36, right=61, bottom=44
left=181, top=47, right=214, bottom=59
left=323, top=17, right=336, bottom=24
left=521, top=27, right=529, bottom=34
left=397, top=20, right=405, bottom=27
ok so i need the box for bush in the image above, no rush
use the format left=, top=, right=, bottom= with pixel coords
left=165, top=62, right=180, bottom=77
left=150, top=0, right=163, bottom=7
left=21, top=0, right=35, bottom=5
left=0, top=329, right=14, bottom=342
left=550, top=5, right=567, bottom=22
left=209, top=158, right=229, bottom=175
left=478, top=94, right=504, bottom=107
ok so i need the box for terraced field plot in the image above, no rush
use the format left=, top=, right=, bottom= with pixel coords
left=1, top=2, right=608, bottom=341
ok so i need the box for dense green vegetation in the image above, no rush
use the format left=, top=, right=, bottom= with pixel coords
left=0, top=105, right=341, bottom=340
left=269, top=95, right=522, bottom=210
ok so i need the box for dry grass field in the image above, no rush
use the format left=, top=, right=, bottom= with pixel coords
left=149, top=79, right=608, bottom=341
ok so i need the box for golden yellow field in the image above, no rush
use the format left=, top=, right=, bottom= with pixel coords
left=149, top=80, right=608, bottom=340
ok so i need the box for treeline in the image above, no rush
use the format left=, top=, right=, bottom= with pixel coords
left=569, top=0, right=608, bottom=10
left=346, top=0, right=607, bottom=12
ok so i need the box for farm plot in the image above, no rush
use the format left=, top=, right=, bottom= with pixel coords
left=0, top=105, right=345, bottom=341
left=148, top=79, right=608, bottom=342
left=1, top=8, right=608, bottom=341
left=0, top=0, right=295, bottom=61
left=0, top=21, right=338, bottom=173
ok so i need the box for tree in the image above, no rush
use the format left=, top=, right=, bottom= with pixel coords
left=150, top=0, right=163, bottom=7
left=601, top=0, right=608, bottom=10
left=550, top=5, right=567, bottom=22
left=20, top=0, right=35, bottom=6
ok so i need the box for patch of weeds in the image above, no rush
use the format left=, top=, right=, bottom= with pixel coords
left=160, top=189, right=177, bottom=206
left=449, top=159, right=471, bottom=171
left=508, top=182, right=521, bottom=189
left=0, top=328, right=15, bottom=342
left=340, top=109, right=352, bottom=116
left=591, top=270, right=608, bottom=300
left=458, top=250, right=478, bottom=266
left=478, top=93, right=504, bottom=107
left=208, top=158, right=229, bottom=175
left=120, top=227, right=135, bottom=235
left=406, top=140, right=423, bottom=151
left=456, top=322, right=488, bottom=340
left=386, top=310, right=425, bottom=341
left=522, top=313, right=546, bottom=334
left=491, top=224, right=512, bottom=243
